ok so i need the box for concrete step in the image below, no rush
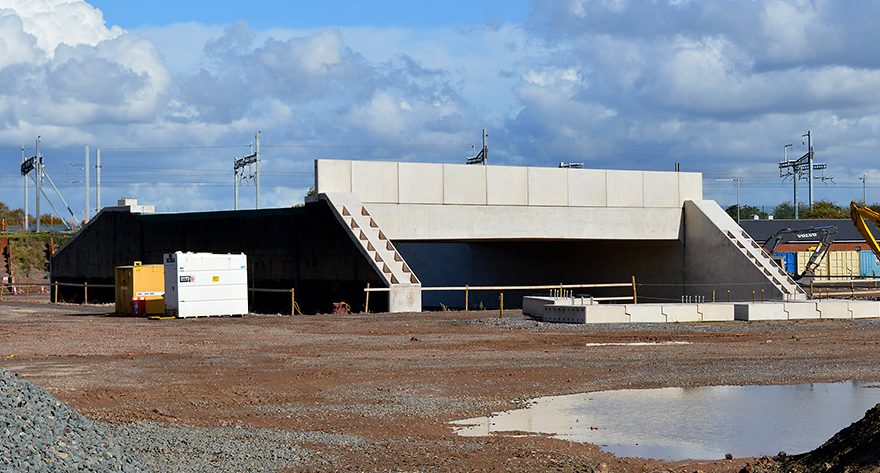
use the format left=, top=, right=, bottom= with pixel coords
left=323, top=193, right=421, bottom=287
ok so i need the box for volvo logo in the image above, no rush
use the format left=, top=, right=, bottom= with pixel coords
left=796, top=233, right=818, bottom=238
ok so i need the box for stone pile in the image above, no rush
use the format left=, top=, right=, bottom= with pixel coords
left=0, top=368, right=142, bottom=472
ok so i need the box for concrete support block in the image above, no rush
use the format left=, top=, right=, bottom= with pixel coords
left=388, top=285, right=422, bottom=313
left=643, top=171, right=680, bottom=208
left=443, top=164, right=486, bottom=205
left=522, top=296, right=555, bottom=317
left=352, top=161, right=399, bottom=203
left=816, top=300, right=852, bottom=319
left=678, top=172, right=703, bottom=202
left=625, top=304, right=666, bottom=323
left=783, top=302, right=820, bottom=320
left=697, top=303, right=735, bottom=322
left=487, top=166, right=528, bottom=205
left=399, top=162, right=443, bottom=204
left=315, top=159, right=352, bottom=193
left=849, top=300, right=880, bottom=319
left=528, top=168, right=568, bottom=206
left=662, top=304, right=701, bottom=322
left=584, top=305, right=630, bottom=323
left=568, top=169, right=607, bottom=207
left=606, top=170, right=644, bottom=207
left=734, top=303, right=787, bottom=321
left=544, top=305, right=586, bottom=324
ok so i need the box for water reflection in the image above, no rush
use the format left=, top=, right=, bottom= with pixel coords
left=451, top=382, right=880, bottom=460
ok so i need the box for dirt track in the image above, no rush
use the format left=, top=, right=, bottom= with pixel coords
left=3, top=300, right=880, bottom=472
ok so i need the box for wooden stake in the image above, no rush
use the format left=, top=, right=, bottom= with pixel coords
left=464, top=285, right=469, bottom=312
left=54, top=281, right=58, bottom=304
left=631, top=275, right=638, bottom=304
left=290, top=288, right=296, bottom=316
left=84, top=282, right=88, bottom=305
left=364, top=283, right=370, bottom=314
left=499, top=292, right=504, bottom=319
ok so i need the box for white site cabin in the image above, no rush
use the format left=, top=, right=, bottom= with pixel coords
left=163, top=252, right=249, bottom=318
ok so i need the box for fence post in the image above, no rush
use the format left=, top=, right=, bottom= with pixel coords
left=290, top=288, right=296, bottom=316
left=54, top=282, right=58, bottom=304
left=712, top=289, right=716, bottom=303
left=631, top=275, right=637, bottom=304
left=84, top=282, right=88, bottom=305
left=364, top=283, right=370, bottom=314
left=752, top=290, right=755, bottom=303
left=464, top=285, right=469, bottom=312
left=499, top=292, right=504, bottom=319
left=761, top=288, right=765, bottom=302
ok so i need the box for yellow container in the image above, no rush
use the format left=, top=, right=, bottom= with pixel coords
left=828, top=250, right=860, bottom=278
left=797, top=250, right=860, bottom=279
left=115, top=262, right=165, bottom=315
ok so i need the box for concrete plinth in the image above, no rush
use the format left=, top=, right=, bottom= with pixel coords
left=849, top=300, right=880, bottom=319
left=663, top=304, right=701, bottom=322
left=816, top=300, right=852, bottom=319
left=697, top=303, right=735, bottom=322
left=522, top=296, right=555, bottom=317
left=389, top=285, right=422, bottom=313
left=626, top=304, right=666, bottom=323
left=543, top=305, right=586, bottom=324
left=585, top=305, right=630, bottom=323
left=734, top=302, right=787, bottom=321
left=783, top=302, right=820, bottom=320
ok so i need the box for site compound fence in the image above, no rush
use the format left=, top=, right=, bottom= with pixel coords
left=1, top=281, right=305, bottom=316
left=363, top=279, right=639, bottom=317
left=7, top=276, right=880, bottom=316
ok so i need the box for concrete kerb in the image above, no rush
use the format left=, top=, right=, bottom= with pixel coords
left=662, top=304, right=701, bottom=323
left=584, top=305, right=629, bottom=323
left=734, top=302, right=786, bottom=321
left=625, top=304, right=666, bottom=323
left=816, top=300, right=853, bottom=319
left=783, top=302, right=820, bottom=320
left=849, top=300, right=880, bottom=319
left=525, top=295, right=876, bottom=324
left=697, top=303, right=735, bottom=322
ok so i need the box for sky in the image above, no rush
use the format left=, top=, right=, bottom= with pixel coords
left=1, top=0, right=880, bottom=220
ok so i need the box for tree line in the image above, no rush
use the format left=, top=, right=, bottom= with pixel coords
left=0, top=202, right=66, bottom=227
left=725, top=200, right=873, bottom=220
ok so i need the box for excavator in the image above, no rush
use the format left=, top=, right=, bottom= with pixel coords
left=850, top=201, right=880, bottom=264
left=762, top=226, right=837, bottom=281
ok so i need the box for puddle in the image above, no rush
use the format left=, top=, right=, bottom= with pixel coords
left=451, top=382, right=880, bottom=460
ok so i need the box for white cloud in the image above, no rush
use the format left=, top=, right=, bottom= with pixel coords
left=5, top=0, right=880, bottom=212
left=0, top=0, right=122, bottom=57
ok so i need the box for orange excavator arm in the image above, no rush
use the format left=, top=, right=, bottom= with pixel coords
left=850, top=201, right=880, bottom=260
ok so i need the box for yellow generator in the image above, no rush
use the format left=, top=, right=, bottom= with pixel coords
left=115, top=262, right=165, bottom=315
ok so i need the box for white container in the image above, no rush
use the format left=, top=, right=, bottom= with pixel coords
left=163, top=252, right=248, bottom=318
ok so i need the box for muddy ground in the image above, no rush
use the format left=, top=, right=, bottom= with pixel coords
left=2, top=299, right=880, bottom=472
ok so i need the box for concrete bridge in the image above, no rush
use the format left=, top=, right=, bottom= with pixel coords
left=312, top=159, right=804, bottom=312
left=51, top=159, right=803, bottom=314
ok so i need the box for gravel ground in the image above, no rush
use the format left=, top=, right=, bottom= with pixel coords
left=5, top=302, right=880, bottom=471
left=99, top=422, right=315, bottom=472
left=0, top=368, right=142, bottom=472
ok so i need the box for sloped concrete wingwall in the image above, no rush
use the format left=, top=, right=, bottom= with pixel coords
left=51, top=202, right=386, bottom=313
left=683, top=200, right=793, bottom=302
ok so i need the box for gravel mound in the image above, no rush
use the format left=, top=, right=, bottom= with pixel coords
left=0, top=368, right=142, bottom=472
